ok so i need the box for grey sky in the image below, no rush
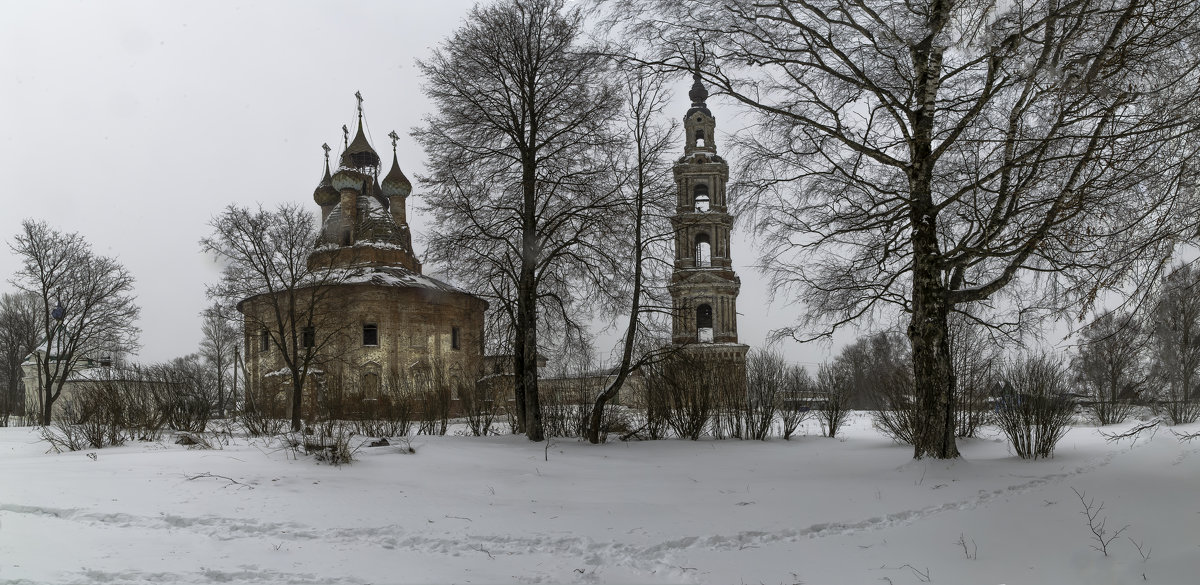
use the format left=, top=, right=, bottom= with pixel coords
left=1, top=1, right=844, bottom=367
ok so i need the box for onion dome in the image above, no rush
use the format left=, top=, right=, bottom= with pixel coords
left=686, top=71, right=712, bottom=117
left=340, top=117, right=380, bottom=170
left=313, top=151, right=339, bottom=206
left=381, top=152, right=412, bottom=198
left=331, top=168, right=364, bottom=191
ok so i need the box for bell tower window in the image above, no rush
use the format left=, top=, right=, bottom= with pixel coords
left=696, top=304, right=714, bottom=343
left=695, top=233, right=712, bottom=268
left=695, top=129, right=706, bottom=147
left=693, top=184, right=710, bottom=212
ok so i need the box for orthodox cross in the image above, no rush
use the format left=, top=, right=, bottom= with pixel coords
left=322, top=143, right=331, bottom=164
left=388, top=130, right=399, bottom=153
left=342, top=125, right=349, bottom=147
left=355, top=91, right=364, bottom=119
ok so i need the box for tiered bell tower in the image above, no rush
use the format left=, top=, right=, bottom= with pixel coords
left=668, top=72, right=749, bottom=369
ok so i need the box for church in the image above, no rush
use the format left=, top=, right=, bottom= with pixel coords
left=239, top=98, right=488, bottom=420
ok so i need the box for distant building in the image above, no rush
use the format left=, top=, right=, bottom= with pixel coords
left=239, top=100, right=487, bottom=420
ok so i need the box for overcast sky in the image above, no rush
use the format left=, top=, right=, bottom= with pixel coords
left=1, top=0, right=852, bottom=367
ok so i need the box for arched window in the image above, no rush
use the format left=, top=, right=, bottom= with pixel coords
left=693, top=184, right=710, bottom=212
left=696, top=304, right=714, bottom=343
left=695, top=233, right=711, bottom=268
left=695, top=129, right=706, bottom=147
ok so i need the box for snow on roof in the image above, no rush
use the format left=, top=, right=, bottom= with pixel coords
left=331, top=265, right=470, bottom=296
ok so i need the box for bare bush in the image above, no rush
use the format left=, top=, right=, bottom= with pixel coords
left=645, top=354, right=714, bottom=440
left=871, top=367, right=919, bottom=445
left=816, top=362, right=852, bottom=439
left=460, top=376, right=500, bottom=437
left=415, top=364, right=452, bottom=436
left=745, top=349, right=786, bottom=440
left=996, top=354, right=1075, bottom=459
left=301, top=420, right=359, bottom=466
left=778, top=365, right=813, bottom=440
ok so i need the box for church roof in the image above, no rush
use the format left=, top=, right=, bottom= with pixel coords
left=330, top=264, right=471, bottom=295
left=340, top=117, right=380, bottom=170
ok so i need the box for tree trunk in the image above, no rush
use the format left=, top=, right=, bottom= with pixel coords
left=519, top=151, right=544, bottom=442
left=909, top=223, right=959, bottom=459
left=290, top=375, right=303, bottom=431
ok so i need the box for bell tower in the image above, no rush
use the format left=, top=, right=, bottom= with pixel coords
left=668, top=71, right=749, bottom=369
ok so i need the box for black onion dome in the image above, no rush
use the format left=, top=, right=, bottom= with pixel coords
left=381, top=152, right=412, bottom=198
left=687, top=72, right=713, bottom=117
left=340, top=118, right=380, bottom=170
left=313, top=158, right=339, bottom=206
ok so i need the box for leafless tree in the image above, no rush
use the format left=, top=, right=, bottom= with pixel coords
left=415, top=0, right=621, bottom=441
left=201, top=203, right=352, bottom=432
left=778, top=364, right=814, bottom=440
left=199, top=302, right=239, bottom=418
left=1072, top=308, right=1147, bottom=425
left=9, top=220, right=140, bottom=425
left=586, top=67, right=680, bottom=444
left=607, top=0, right=1200, bottom=459
left=0, top=291, right=43, bottom=421
left=949, top=311, right=1001, bottom=437
left=816, top=361, right=853, bottom=439
left=746, top=348, right=787, bottom=440
left=1148, top=263, right=1200, bottom=424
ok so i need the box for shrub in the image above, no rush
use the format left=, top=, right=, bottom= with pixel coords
left=778, top=365, right=813, bottom=440
left=996, top=354, right=1075, bottom=459
left=816, top=362, right=852, bottom=438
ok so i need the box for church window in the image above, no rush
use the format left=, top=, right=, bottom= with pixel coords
left=363, top=323, right=378, bottom=346
left=451, top=326, right=461, bottom=350
left=695, top=129, right=706, bottom=147
left=696, top=304, right=714, bottom=343
left=695, top=233, right=712, bottom=267
left=342, top=229, right=351, bottom=245
left=693, top=184, right=710, bottom=212
left=260, top=329, right=270, bottom=352
left=301, top=326, right=315, bottom=348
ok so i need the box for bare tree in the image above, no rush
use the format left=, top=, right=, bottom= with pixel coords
left=201, top=203, right=351, bottom=432
left=949, top=312, right=1001, bottom=438
left=9, top=220, right=140, bottom=425
left=778, top=364, right=814, bottom=440
left=199, top=302, right=239, bottom=418
left=746, top=348, right=787, bottom=440
left=0, top=291, right=43, bottom=420
left=1148, top=263, right=1200, bottom=424
left=586, top=67, right=679, bottom=444
left=608, top=0, right=1200, bottom=459
left=815, top=361, right=852, bottom=439
left=415, top=0, right=621, bottom=441
left=1072, top=308, right=1146, bottom=425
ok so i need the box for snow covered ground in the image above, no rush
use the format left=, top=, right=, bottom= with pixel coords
left=1, top=414, right=1197, bottom=584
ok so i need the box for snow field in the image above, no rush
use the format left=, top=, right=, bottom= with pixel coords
left=1, top=413, right=1197, bottom=584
